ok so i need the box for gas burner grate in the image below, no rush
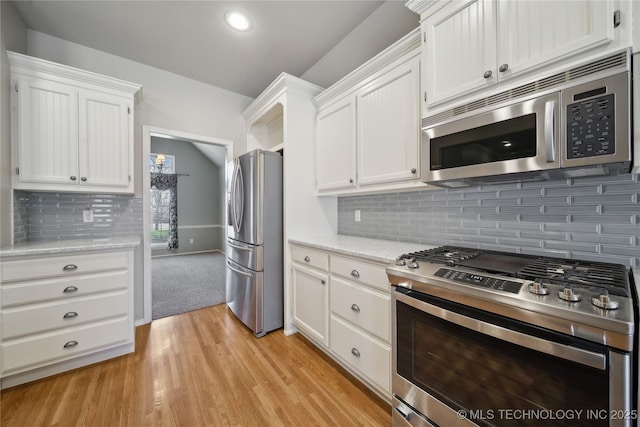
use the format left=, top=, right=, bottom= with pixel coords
left=400, top=246, right=482, bottom=265
left=519, top=257, right=630, bottom=296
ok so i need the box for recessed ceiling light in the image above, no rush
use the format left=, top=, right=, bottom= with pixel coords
left=225, top=11, right=252, bottom=31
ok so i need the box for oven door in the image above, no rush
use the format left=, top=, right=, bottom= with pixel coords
left=392, top=287, right=633, bottom=427
left=422, top=91, right=560, bottom=187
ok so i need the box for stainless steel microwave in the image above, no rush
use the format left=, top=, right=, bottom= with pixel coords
left=422, top=72, right=631, bottom=188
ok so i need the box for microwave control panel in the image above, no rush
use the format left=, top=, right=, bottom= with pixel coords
left=566, top=93, right=615, bottom=159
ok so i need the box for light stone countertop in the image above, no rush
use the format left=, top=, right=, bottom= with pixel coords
left=288, top=234, right=432, bottom=264
left=0, top=236, right=141, bottom=259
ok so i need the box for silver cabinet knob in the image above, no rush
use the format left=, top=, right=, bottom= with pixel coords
left=499, top=63, right=509, bottom=72
left=349, top=179, right=354, bottom=184
left=320, top=279, right=326, bottom=285
left=351, top=303, right=360, bottom=313
left=351, top=347, right=360, bottom=357
left=80, top=177, right=87, bottom=182
left=411, top=168, right=417, bottom=174
left=350, top=269, right=360, bottom=279
left=483, top=70, right=493, bottom=79
left=70, top=176, right=77, bottom=181
left=304, top=256, right=310, bottom=262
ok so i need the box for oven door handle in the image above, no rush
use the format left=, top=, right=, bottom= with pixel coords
left=395, top=291, right=606, bottom=370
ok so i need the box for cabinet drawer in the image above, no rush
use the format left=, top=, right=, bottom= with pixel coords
left=330, top=277, right=390, bottom=342
left=330, top=315, right=390, bottom=394
left=2, top=291, right=129, bottom=339
left=291, top=245, right=329, bottom=272
left=330, top=255, right=389, bottom=292
left=1, top=270, right=128, bottom=307
left=2, top=317, right=130, bottom=374
left=1, top=252, right=128, bottom=282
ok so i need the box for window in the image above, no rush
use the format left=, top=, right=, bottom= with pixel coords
left=150, top=154, right=177, bottom=247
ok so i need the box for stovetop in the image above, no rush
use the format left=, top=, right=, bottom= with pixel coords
left=395, top=245, right=631, bottom=297
left=388, top=245, right=637, bottom=350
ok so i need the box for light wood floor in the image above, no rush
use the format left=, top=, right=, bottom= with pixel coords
left=1, top=304, right=391, bottom=426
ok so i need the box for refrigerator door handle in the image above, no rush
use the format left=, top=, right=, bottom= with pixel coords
left=235, top=161, right=244, bottom=234
left=229, top=160, right=238, bottom=229
left=227, top=260, right=253, bottom=277
left=228, top=240, right=254, bottom=252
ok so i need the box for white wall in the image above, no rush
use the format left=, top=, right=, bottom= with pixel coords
left=26, top=30, right=253, bottom=193
left=0, top=2, right=28, bottom=247
left=25, top=30, right=254, bottom=321
left=301, top=1, right=418, bottom=88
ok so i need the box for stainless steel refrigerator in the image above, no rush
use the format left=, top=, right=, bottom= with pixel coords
left=226, top=149, right=283, bottom=337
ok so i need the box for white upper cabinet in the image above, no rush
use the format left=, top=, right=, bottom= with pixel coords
left=423, top=0, right=497, bottom=107
left=15, top=77, right=80, bottom=185
left=415, top=0, right=630, bottom=109
left=357, top=57, right=420, bottom=186
left=314, top=29, right=425, bottom=196
left=9, top=52, right=141, bottom=194
left=316, top=97, right=356, bottom=190
left=79, top=91, right=132, bottom=188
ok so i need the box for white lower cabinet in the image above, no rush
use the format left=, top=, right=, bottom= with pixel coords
left=291, top=245, right=329, bottom=345
left=291, top=243, right=392, bottom=400
left=330, top=316, right=390, bottom=394
left=0, top=250, right=135, bottom=388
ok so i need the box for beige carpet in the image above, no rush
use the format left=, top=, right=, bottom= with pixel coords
left=151, top=252, right=226, bottom=320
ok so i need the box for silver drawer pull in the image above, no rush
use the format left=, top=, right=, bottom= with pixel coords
left=63, top=264, right=78, bottom=271
left=320, top=279, right=326, bottom=285
left=63, top=340, right=78, bottom=348
left=350, top=269, right=360, bottom=279
left=351, top=347, right=360, bottom=358
left=351, top=304, right=360, bottom=313
left=63, top=312, right=78, bottom=319
left=63, top=286, right=78, bottom=293
left=304, top=256, right=310, bottom=262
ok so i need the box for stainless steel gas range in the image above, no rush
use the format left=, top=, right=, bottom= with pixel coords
left=387, top=246, right=637, bottom=427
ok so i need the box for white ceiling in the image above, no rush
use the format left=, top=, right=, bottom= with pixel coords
left=11, top=0, right=419, bottom=99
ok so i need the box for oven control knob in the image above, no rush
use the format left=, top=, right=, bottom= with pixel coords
left=407, top=258, right=419, bottom=269
left=558, top=287, right=581, bottom=302
left=592, top=294, right=619, bottom=310
left=528, top=280, right=550, bottom=295
left=395, top=256, right=406, bottom=266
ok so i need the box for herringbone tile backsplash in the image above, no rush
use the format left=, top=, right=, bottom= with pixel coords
left=13, top=191, right=144, bottom=244
left=338, top=174, right=640, bottom=268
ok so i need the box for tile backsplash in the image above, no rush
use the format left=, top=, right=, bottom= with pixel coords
left=338, top=174, right=640, bottom=268
left=13, top=190, right=144, bottom=244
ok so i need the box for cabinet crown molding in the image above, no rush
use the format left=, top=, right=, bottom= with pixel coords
left=243, top=72, right=323, bottom=124
left=7, top=51, right=142, bottom=100
left=405, top=0, right=451, bottom=18
left=313, top=28, right=420, bottom=108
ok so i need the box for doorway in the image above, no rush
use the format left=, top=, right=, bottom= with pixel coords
left=142, top=126, right=233, bottom=323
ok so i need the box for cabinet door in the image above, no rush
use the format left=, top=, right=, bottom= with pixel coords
left=78, top=90, right=132, bottom=190
left=497, top=0, right=614, bottom=82
left=315, top=97, right=356, bottom=191
left=15, top=78, right=79, bottom=185
left=424, top=0, right=496, bottom=106
left=357, top=57, right=420, bottom=186
left=292, top=264, right=328, bottom=345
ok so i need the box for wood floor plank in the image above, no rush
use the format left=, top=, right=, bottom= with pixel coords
left=1, top=304, right=391, bottom=426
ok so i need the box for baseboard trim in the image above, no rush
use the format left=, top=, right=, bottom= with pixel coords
left=151, top=249, right=223, bottom=258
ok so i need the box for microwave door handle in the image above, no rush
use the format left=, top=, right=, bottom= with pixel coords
left=544, top=99, right=556, bottom=162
